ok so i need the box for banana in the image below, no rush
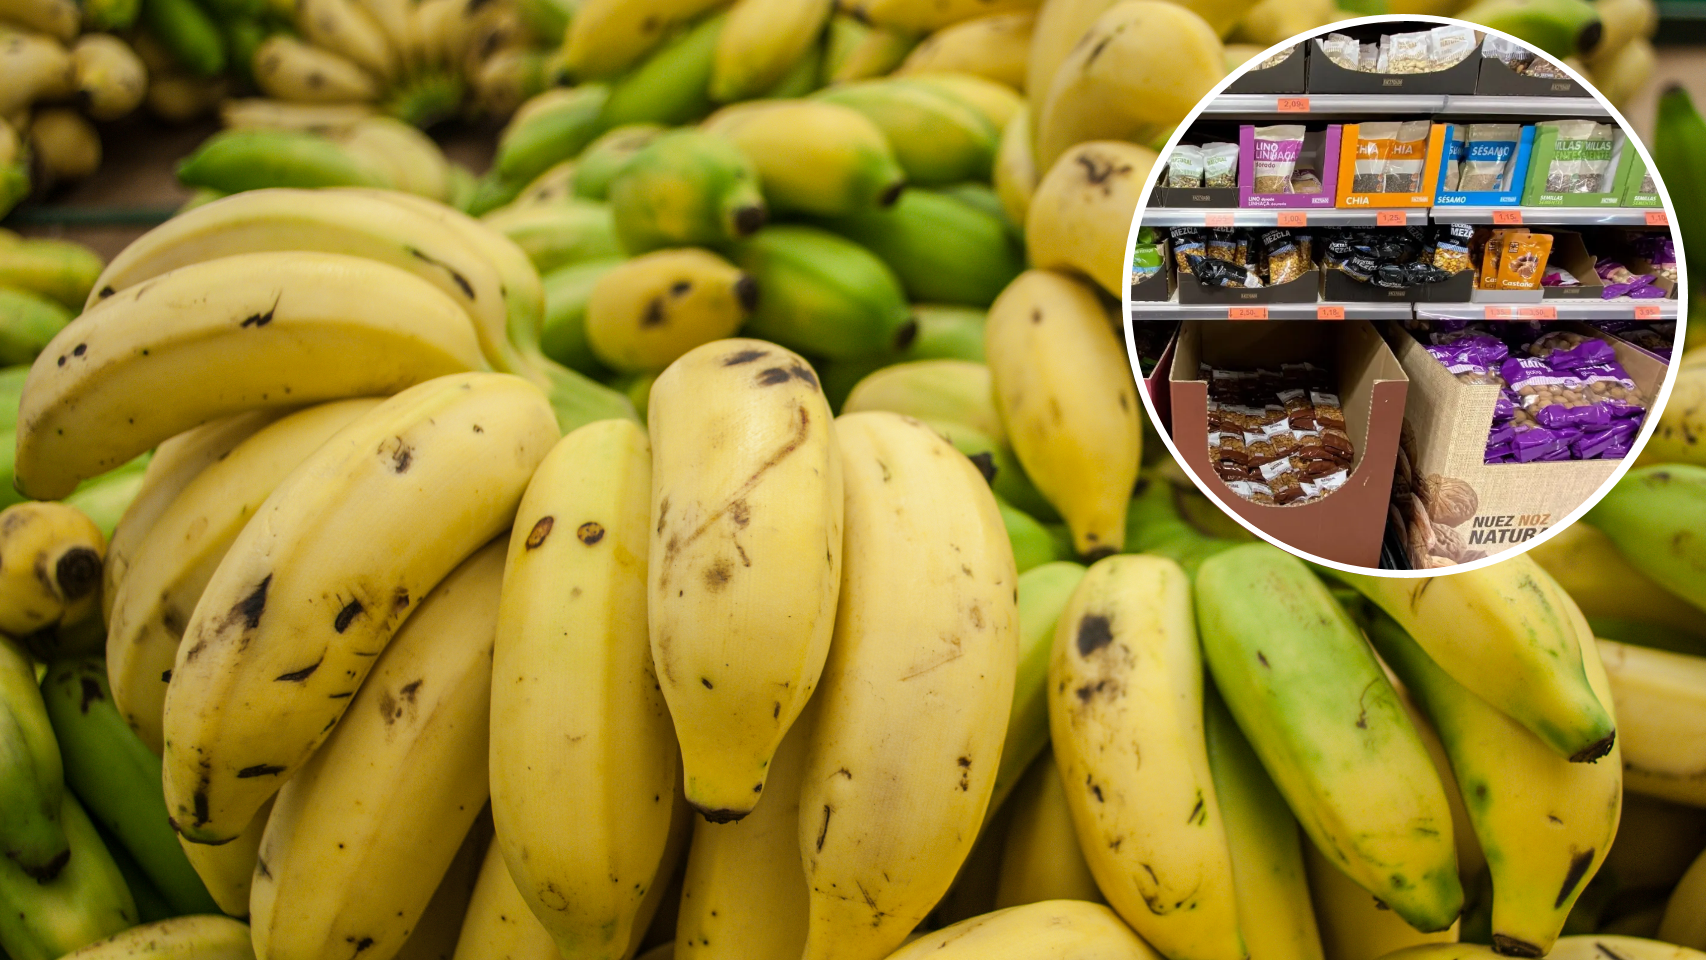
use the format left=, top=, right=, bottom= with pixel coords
left=354, top=0, right=416, bottom=73
left=453, top=832, right=560, bottom=960
left=998, top=496, right=1062, bottom=573
left=1228, top=0, right=1339, bottom=44
left=1662, top=843, right=1706, bottom=947
left=822, top=13, right=917, bottom=83
left=71, top=35, right=147, bottom=121
left=1333, top=556, right=1616, bottom=763
left=1049, top=553, right=1241, bottom=960
left=0, top=0, right=77, bottom=40
left=471, top=48, right=548, bottom=118
left=0, top=30, right=74, bottom=118
left=1588, top=0, right=1657, bottom=62
left=985, top=269, right=1139, bottom=559
left=898, top=11, right=1032, bottom=88
left=178, top=797, right=271, bottom=917
left=0, top=236, right=103, bottom=311
left=814, top=188, right=1023, bottom=307
left=755, top=33, right=823, bottom=97
left=1303, top=840, right=1458, bottom=960
left=842, top=360, right=1004, bottom=442
left=28, top=109, right=100, bottom=184
left=1376, top=939, right=1706, bottom=960
left=993, top=750, right=1102, bottom=908
left=0, top=792, right=136, bottom=960
left=252, top=35, right=380, bottom=102
left=107, top=399, right=384, bottom=754
left=175, top=128, right=389, bottom=193
left=408, top=0, right=458, bottom=69
left=798, top=410, right=1016, bottom=960
left=512, top=159, right=581, bottom=208
left=87, top=188, right=519, bottom=376
left=676, top=695, right=817, bottom=960
left=571, top=125, right=667, bottom=202
left=1454, top=0, right=1604, bottom=59
left=1366, top=608, right=1620, bottom=957
left=144, top=71, right=226, bottom=124
left=390, top=807, right=486, bottom=960
left=143, top=0, right=226, bottom=75
left=1196, top=544, right=1462, bottom=932
left=710, top=0, right=831, bottom=102
left=0, top=501, right=103, bottom=639
left=480, top=198, right=622, bottom=273
left=1027, top=140, right=1159, bottom=298
left=541, top=257, right=624, bottom=376
left=845, top=0, right=1037, bottom=32
left=1204, top=684, right=1324, bottom=960
left=0, top=634, right=65, bottom=881
left=0, top=287, right=71, bottom=365
left=1589, top=36, right=1654, bottom=107
left=818, top=303, right=988, bottom=411
left=597, top=11, right=726, bottom=129
left=1596, top=639, right=1706, bottom=807
left=883, top=900, right=1161, bottom=960
left=608, top=129, right=767, bottom=254
left=493, top=86, right=611, bottom=187
left=898, top=72, right=1021, bottom=134
left=490, top=419, right=679, bottom=960
left=813, top=78, right=997, bottom=186
left=249, top=540, right=503, bottom=960
left=730, top=226, right=914, bottom=360
left=1636, top=360, right=1706, bottom=469
left=647, top=338, right=842, bottom=820
left=701, top=100, right=905, bottom=217
left=15, top=251, right=485, bottom=500
left=585, top=249, right=755, bottom=374
left=988, top=561, right=1085, bottom=819
left=992, top=100, right=1036, bottom=229
left=61, top=465, right=150, bottom=546
left=55, top=915, right=255, bottom=958
left=1655, top=86, right=1706, bottom=283
left=1586, top=464, right=1706, bottom=614
left=297, top=0, right=398, bottom=82
left=159, top=372, right=557, bottom=844
left=558, top=0, right=727, bottom=80
left=1529, top=522, right=1706, bottom=644
left=331, top=118, right=451, bottom=201
left=1032, top=0, right=1224, bottom=176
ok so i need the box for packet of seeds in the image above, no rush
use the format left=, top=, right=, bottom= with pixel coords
left=1458, top=124, right=1521, bottom=191
left=1359, top=42, right=1379, bottom=72
left=1429, top=24, right=1478, bottom=68
left=1168, top=145, right=1204, bottom=188
left=1388, top=31, right=1432, bottom=73
left=1203, top=143, right=1239, bottom=188
left=1545, top=121, right=1614, bottom=193
left=1321, top=34, right=1358, bottom=69
left=1353, top=123, right=1397, bottom=193
left=1384, top=121, right=1432, bottom=193
left=1253, top=125, right=1306, bottom=194
left=1440, top=127, right=1465, bottom=191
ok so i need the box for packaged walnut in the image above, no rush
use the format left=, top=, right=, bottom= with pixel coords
left=1416, top=474, right=1478, bottom=527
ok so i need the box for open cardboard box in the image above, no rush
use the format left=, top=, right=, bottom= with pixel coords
left=1539, top=230, right=1606, bottom=300
left=1381, top=321, right=1666, bottom=566
left=1225, top=42, right=1307, bottom=93
left=1168, top=320, right=1409, bottom=568
left=1474, top=51, right=1588, bottom=97
left=1179, top=267, right=1321, bottom=304
left=1305, top=32, right=1480, bottom=94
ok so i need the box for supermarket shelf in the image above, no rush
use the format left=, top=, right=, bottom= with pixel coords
left=1416, top=299, right=1680, bottom=320
left=1140, top=207, right=1429, bottom=227
left=1429, top=206, right=1667, bottom=225
left=1439, top=96, right=1608, bottom=117
left=1200, top=94, right=1606, bottom=117
left=1128, top=301, right=1417, bottom=320
left=1128, top=299, right=1679, bottom=321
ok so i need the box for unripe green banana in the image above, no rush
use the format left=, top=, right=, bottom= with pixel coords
left=813, top=187, right=1023, bottom=307
left=597, top=11, right=726, bottom=129
left=494, top=84, right=612, bottom=187
left=515, top=160, right=585, bottom=208
left=541, top=257, right=625, bottom=377
left=1654, top=87, right=1706, bottom=287
left=702, top=99, right=906, bottom=217
left=758, top=34, right=824, bottom=98
left=842, top=359, right=1004, bottom=442
left=1123, top=477, right=1245, bottom=579
left=480, top=198, right=622, bottom=273
left=897, top=72, right=1021, bottom=134
left=813, top=78, right=997, bottom=185
left=608, top=128, right=767, bottom=254
left=817, top=303, right=986, bottom=409
left=989, top=561, right=1085, bottom=822
left=1456, top=0, right=1604, bottom=59
left=1586, top=464, right=1706, bottom=614
left=141, top=0, right=226, bottom=76
left=0, top=634, right=65, bottom=882
left=997, top=495, right=1061, bottom=574
left=0, top=792, right=136, bottom=960
left=572, top=124, right=666, bottom=201
left=586, top=248, right=756, bottom=373
left=1196, top=543, right=1462, bottom=933
left=176, top=128, right=388, bottom=193
left=729, top=225, right=912, bottom=359
left=823, top=12, right=917, bottom=83
left=0, top=286, right=70, bottom=365
left=0, top=237, right=103, bottom=311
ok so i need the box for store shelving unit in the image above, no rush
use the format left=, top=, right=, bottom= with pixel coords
left=1198, top=95, right=1610, bottom=117
left=1127, top=301, right=1417, bottom=320
left=1139, top=208, right=1431, bottom=227
left=1129, top=299, right=1679, bottom=322
left=1429, top=207, right=1668, bottom=225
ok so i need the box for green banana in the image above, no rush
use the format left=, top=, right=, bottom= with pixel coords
left=82, top=0, right=141, bottom=31
left=90, top=819, right=173, bottom=924
left=997, top=495, right=1061, bottom=575
left=1654, top=86, right=1706, bottom=293
left=0, top=635, right=65, bottom=881
left=1124, top=478, right=1247, bottom=579
left=813, top=77, right=997, bottom=185
left=816, top=303, right=985, bottom=408
left=514, top=0, right=575, bottom=43
left=572, top=124, right=666, bottom=201
left=987, top=560, right=1086, bottom=822
left=1455, top=0, right=1604, bottom=59
left=176, top=128, right=387, bottom=193
left=0, top=162, right=28, bottom=222
left=759, top=34, right=824, bottom=98
left=823, top=13, right=917, bottom=84
left=0, top=287, right=70, bottom=365
left=541, top=256, right=625, bottom=377
left=811, top=187, right=1024, bottom=307
left=480, top=198, right=623, bottom=273
left=729, top=224, right=912, bottom=358
left=494, top=84, right=612, bottom=187
left=0, top=238, right=104, bottom=311
left=597, top=12, right=727, bottom=129
left=0, top=792, right=136, bottom=960
left=0, top=365, right=29, bottom=431
left=464, top=173, right=528, bottom=218
left=1586, top=464, right=1706, bottom=614
left=1195, top=543, right=1462, bottom=933
left=62, top=453, right=152, bottom=539
left=40, top=658, right=220, bottom=917
left=842, top=358, right=1002, bottom=440
left=607, top=128, right=766, bottom=253
left=141, top=0, right=226, bottom=75
left=221, top=16, right=268, bottom=88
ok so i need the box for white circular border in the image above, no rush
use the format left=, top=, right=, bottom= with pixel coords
left=1122, top=13, right=1691, bottom=579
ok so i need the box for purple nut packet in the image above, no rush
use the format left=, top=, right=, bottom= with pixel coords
left=1511, top=424, right=1569, bottom=462
left=1493, top=393, right=1516, bottom=422
left=1602, top=419, right=1640, bottom=458
left=1547, top=339, right=1617, bottom=370
left=1631, top=283, right=1667, bottom=299
left=1500, top=355, right=1568, bottom=392
left=1487, top=421, right=1517, bottom=445
left=1537, top=401, right=1612, bottom=429
left=1572, top=424, right=1623, bottom=459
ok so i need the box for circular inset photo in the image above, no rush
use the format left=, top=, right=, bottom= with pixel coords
left=1124, top=15, right=1688, bottom=574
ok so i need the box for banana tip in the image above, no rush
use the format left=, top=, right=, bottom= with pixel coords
left=1492, top=935, right=1546, bottom=958
left=878, top=181, right=905, bottom=207
left=693, top=805, right=752, bottom=824
left=1577, top=21, right=1604, bottom=60
left=1568, top=730, right=1616, bottom=763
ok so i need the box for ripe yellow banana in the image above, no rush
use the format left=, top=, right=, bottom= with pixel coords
left=1528, top=522, right=1706, bottom=644
left=1048, top=553, right=1242, bottom=960
left=701, top=100, right=906, bottom=217
left=0, top=28, right=75, bottom=117
left=560, top=0, right=728, bottom=79
left=813, top=79, right=998, bottom=187
left=1335, top=557, right=1616, bottom=763
left=249, top=540, right=503, bottom=960
left=453, top=833, right=561, bottom=960
left=53, top=914, right=255, bottom=959
left=392, top=809, right=490, bottom=960
left=1635, top=362, right=1706, bottom=468
left=178, top=797, right=272, bottom=917
left=710, top=0, right=832, bottom=102
left=823, top=13, right=917, bottom=83
left=1661, top=843, right=1706, bottom=948
left=993, top=750, right=1102, bottom=908
left=107, top=398, right=384, bottom=754
left=1596, top=639, right=1706, bottom=806
left=585, top=249, right=756, bottom=374
left=71, top=35, right=147, bottom=122
left=330, top=118, right=451, bottom=202
left=490, top=419, right=680, bottom=960
left=845, top=0, right=1038, bottom=32
left=882, top=900, right=1162, bottom=960
left=0, top=501, right=104, bottom=638
left=15, top=250, right=486, bottom=501
left=1026, top=140, right=1159, bottom=298
left=297, top=0, right=398, bottom=82
left=0, top=0, right=77, bottom=42
left=993, top=101, right=1035, bottom=229
left=898, top=11, right=1033, bottom=88
left=986, top=269, right=1140, bottom=558
left=900, top=72, right=1021, bottom=135
left=798, top=410, right=1017, bottom=960
left=252, top=35, right=382, bottom=103
left=842, top=360, right=1004, bottom=442
left=1302, top=840, right=1457, bottom=960
left=647, top=338, right=842, bottom=821
left=28, top=109, right=100, bottom=184
left=160, top=372, right=557, bottom=844
left=1026, top=0, right=1117, bottom=98
left=1375, top=937, right=1704, bottom=960
left=217, top=98, right=376, bottom=132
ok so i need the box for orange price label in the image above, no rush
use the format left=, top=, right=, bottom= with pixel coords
left=1277, top=97, right=1309, bottom=112
left=1635, top=304, right=1663, bottom=320
left=1228, top=307, right=1269, bottom=320
left=1492, top=209, right=1523, bottom=225
left=1517, top=306, right=1557, bottom=320
left=1316, top=305, right=1346, bottom=320
left=1482, top=307, right=1513, bottom=320
left=1204, top=212, right=1236, bottom=227
left=1277, top=211, right=1307, bottom=227
left=1376, top=210, right=1407, bottom=227
left=1645, top=210, right=1670, bottom=225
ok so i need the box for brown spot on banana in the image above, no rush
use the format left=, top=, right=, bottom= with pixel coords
left=576, top=522, right=604, bottom=545
left=721, top=349, right=768, bottom=366
left=275, top=657, right=322, bottom=682
left=1077, top=614, right=1113, bottom=655
left=526, top=517, right=554, bottom=548
left=334, top=600, right=364, bottom=633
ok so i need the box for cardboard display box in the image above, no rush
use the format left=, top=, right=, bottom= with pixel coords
left=1474, top=53, right=1589, bottom=96
left=1621, top=151, right=1661, bottom=207
left=1305, top=34, right=1480, bottom=94
left=1521, top=121, right=1638, bottom=207
left=1239, top=124, right=1342, bottom=209
left=1141, top=323, right=1178, bottom=434
left=1336, top=122, right=1447, bottom=208
left=1381, top=321, right=1665, bottom=567
left=1539, top=230, right=1607, bottom=299
left=1168, top=320, right=1409, bottom=568
left=1158, top=187, right=1242, bottom=207
left=1432, top=124, right=1536, bottom=207
left=1178, top=267, right=1321, bottom=304
left=1225, top=43, right=1307, bottom=93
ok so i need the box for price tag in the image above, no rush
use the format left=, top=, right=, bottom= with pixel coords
left=1492, top=209, right=1524, bottom=225
left=1228, top=306, right=1269, bottom=320
left=1517, top=305, right=1557, bottom=320
left=1646, top=210, right=1669, bottom=226
left=1482, top=307, right=1513, bottom=320
left=1204, top=212, right=1236, bottom=227
left=1636, top=304, right=1663, bottom=320
left=1376, top=210, right=1407, bottom=227
left=1316, top=305, right=1346, bottom=320
left=1277, top=211, right=1307, bottom=227
left=1277, top=97, right=1309, bottom=113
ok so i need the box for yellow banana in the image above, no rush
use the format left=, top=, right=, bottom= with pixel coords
left=1026, top=0, right=1114, bottom=97
left=993, top=101, right=1035, bottom=228
left=986, top=269, right=1140, bottom=558
left=883, top=900, right=1163, bottom=960
left=1303, top=841, right=1457, bottom=960
left=392, top=811, right=490, bottom=960
left=252, top=35, right=382, bottom=103
left=647, top=338, right=842, bottom=821
left=992, top=750, right=1103, bottom=908
left=1635, top=361, right=1706, bottom=469
left=585, top=249, right=756, bottom=374
left=177, top=797, right=273, bottom=917
left=711, top=0, right=833, bottom=102
left=1026, top=140, right=1159, bottom=298
left=845, top=0, right=1038, bottom=32
left=53, top=914, right=255, bottom=959
left=330, top=118, right=451, bottom=201
left=0, top=29, right=75, bottom=118
left=1597, top=639, right=1706, bottom=806
left=71, top=35, right=147, bottom=122
left=296, top=0, right=398, bottom=82
left=899, top=72, right=1021, bottom=135
left=0, top=501, right=104, bottom=638
left=897, top=11, right=1033, bottom=88
left=798, top=410, right=1017, bottom=960
left=841, top=360, right=1004, bottom=443
left=701, top=100, right=906, bottom=217
left=560, top=0, right=728, bottom=79
left=453, top=833, right=560, bottom=960
left=1374, top=938, right=1705, bottom=960
left=1528, top=522, right=1706, bottom=644
left=218, top=98, right=376, bottom=132
left=0, top=0, right=78, bottom=42
left=1662, top=843, right=1706, bottom=948
left=27, top=109, right=99, bottom=183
